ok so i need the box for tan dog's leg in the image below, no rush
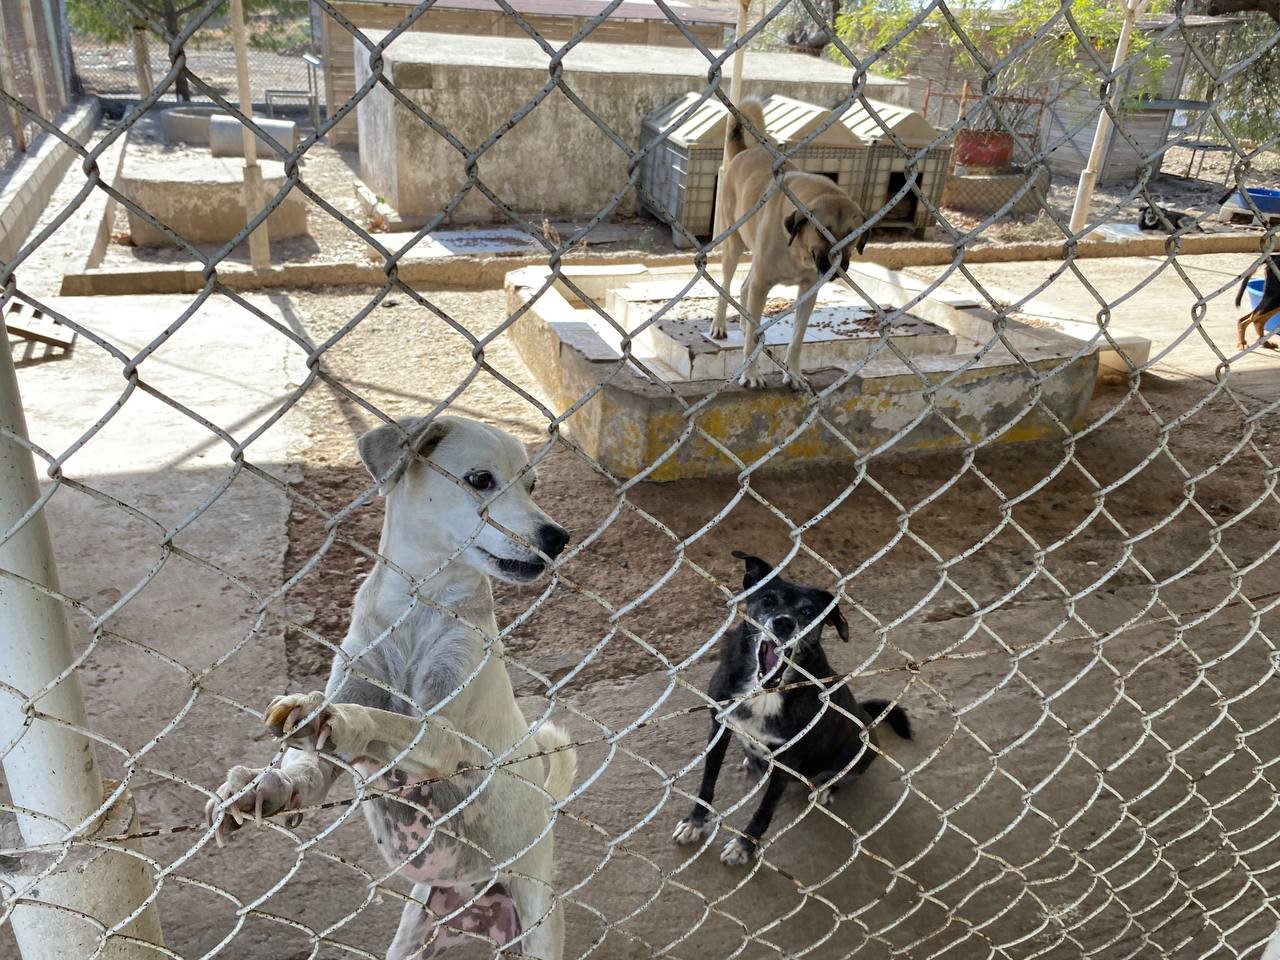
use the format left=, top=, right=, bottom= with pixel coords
left=783, top=284, right=820, bottom=391
left=710, top=234, right=745, bottom=340
left=739, top=270, right=770, bottom=389
left=1237, top=309, right=1280, bottom=350
left=1237, top=311, right=1256, bottom=348
left=1255, top=307, right=1280, bottom=348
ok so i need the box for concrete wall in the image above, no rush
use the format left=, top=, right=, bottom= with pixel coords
left=0, top=100, right=99, bottom=268
left=356, top=31, right=909, bottom=223
left=321, top=1, right=731, bottom=144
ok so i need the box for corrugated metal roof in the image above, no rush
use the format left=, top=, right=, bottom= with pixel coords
left=836, top=98, right=938, bottom=147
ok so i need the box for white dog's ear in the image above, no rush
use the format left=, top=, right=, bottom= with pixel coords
left=358, top=417, right=451, bottom=495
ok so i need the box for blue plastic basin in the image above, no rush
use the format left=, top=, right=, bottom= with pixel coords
left=1247, top=277, right=1265, bottom=310
left=1242, top=187, right=1280, bottom=215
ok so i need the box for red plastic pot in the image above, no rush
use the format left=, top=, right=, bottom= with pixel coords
left=954, top=129, right=1014, bottom=169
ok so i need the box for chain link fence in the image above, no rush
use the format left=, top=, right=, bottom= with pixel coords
left=2, top=0, right=1280, bottom=958
left=69, top=1, right=315, bottom=111
left=0, top=0, right=73, bottom=174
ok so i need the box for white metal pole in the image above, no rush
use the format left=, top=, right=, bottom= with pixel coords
left=0, top=336, right=100, bottom=849
left=230, top=0, right=270, bottom=270
left=1068, top=0, right=1150, bottom=234
left=0, top=327, right=164, bottom=959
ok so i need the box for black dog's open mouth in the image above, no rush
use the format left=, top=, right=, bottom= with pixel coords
left=757, top=637, right=782, bottom=688
left=480, top=549, right=546, bottom=582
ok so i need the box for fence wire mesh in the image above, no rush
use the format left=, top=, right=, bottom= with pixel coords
left=2, top=0, right=1280, bottom=958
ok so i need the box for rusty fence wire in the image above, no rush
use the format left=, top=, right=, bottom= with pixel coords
left=2, top=0, right=1280, bottom=958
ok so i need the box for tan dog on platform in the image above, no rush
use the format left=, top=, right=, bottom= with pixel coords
left=710, top=96, right=870, bottom=390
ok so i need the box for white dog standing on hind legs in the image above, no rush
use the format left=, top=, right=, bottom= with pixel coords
left=710, top=96, right=870, bottom=391
left=206, top=415, right=577, bottom=960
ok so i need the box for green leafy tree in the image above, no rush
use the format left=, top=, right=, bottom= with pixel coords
left=834, top=0, right=1170, bottom=103
left=1184, top=14, right=1280, bottom=143
left=67, top=0, right=309, bottom=100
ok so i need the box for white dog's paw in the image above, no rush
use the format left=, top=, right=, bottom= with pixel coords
left=709, top=318, right=728, bottom=339
left=720, top=836, right=757, bottom=866
left=205, top=765, right=302, bottom=845
left=264, top=692, right=369, bottom=759
left=782, top=368, right=810, bottom=392
left=672, top=815, right=711, bottom=845
left=738, top=367, right=767, bottom=389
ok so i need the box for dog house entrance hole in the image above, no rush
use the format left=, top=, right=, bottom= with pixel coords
left=882, top=170, right=917, bottom=226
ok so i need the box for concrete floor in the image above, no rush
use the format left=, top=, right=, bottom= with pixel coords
left=907, top=252, right=1280, bottom=404
left=3, top=259, right=1278, bottom=959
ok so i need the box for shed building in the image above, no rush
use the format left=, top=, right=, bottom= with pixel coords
left=319, top=0, right=735, bottom=144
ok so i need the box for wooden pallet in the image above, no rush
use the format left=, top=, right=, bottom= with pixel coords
left=5, top=300, right=74, bottom=349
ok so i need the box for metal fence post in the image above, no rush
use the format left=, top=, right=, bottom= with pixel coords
left=0, top=326, right=164, bottom=958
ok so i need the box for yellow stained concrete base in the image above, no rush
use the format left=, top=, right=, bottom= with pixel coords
left=505, top=281, right=1098, bottom=481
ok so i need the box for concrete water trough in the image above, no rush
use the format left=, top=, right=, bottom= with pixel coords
left=505, top=262, right=1127, bottom=480
left=116, top=137, right=308, bottom=248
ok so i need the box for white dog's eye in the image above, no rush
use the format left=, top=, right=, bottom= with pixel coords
left=465, top=470, right=495, bottom=490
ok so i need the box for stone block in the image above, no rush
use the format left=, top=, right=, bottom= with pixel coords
left=209, top=114, right=299, bottom=158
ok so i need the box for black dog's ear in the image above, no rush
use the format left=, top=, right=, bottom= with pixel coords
left=784, top=211, right=803, bottom=246
left=358, top=416, right=451, bottom=496
left=731, top=550, right=773, bottom=590
left=818, top=590, right=849, bottom=641
left=855, top=229, right=868, bottom=255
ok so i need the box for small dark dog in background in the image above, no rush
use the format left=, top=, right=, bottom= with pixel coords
left=672, top=551, right=911, bottom=866
left=1138, top=203, right=1203, bottom=234
left=1234, top=252, right=1280, bottom=349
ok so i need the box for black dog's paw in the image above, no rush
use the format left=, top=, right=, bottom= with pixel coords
left=720, top=835, right=757, bottom=866
left=672, top=815, right=711, bottom=845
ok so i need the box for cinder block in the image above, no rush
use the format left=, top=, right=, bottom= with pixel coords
left=209, top=115, right=299, bottom=158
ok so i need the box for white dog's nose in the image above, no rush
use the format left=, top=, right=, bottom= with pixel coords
left=537, top=524, right=570, bottom=559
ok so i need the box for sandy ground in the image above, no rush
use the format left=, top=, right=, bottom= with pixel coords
left=3, top=260, right=1278, bottom=958
left=4, top=107, right=1280, bottom=959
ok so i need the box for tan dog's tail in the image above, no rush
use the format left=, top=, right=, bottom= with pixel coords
left=533, top=720, right=577, bottom=802
left=726, top=96, right=767, bottom=162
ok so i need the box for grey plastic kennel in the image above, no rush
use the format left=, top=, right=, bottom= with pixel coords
left=639, top=93, right=866, bottom=248
left=836, top=98, right=950, bottom=239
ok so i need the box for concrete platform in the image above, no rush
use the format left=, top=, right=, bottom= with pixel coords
left=506, top=263, right=1114, bottom=480
left=116, top=140, right=308, bottom=247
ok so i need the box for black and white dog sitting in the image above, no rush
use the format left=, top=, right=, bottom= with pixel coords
left=672, top=551, right=911, bottom=866
left=1138, top=203, right=1203, bottom=234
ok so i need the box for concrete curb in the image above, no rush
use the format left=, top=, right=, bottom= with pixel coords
left=0, top=100, right=100, bottom=268
left=58, top=222, right=1271, bottom=297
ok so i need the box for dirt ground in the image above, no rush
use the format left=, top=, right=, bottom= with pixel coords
left=6, top=107, right=1280, bottom=958
left=246, top=278, right=1280, bottom=959
left=278, top=283, right=1280, bottom=685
